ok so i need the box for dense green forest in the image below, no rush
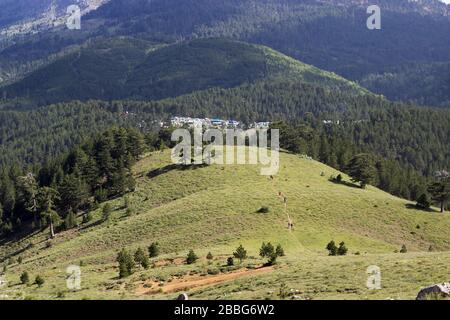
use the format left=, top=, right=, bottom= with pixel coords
left=0, top=127, right=146, bottom=238
left=1, top=0, right=449, bottom=107
left=1, top=38, right=365, bottom=106
left=1, top=79, right=449, bottom=174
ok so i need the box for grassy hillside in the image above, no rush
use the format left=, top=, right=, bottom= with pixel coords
left=1, top=38, right=367, bottom=106
left=1, top=148, right=450, bottom=300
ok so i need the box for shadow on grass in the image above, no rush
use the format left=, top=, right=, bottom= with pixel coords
left=404, top=203, right=439, bottom=213
left=147, top=163, right=209, bottom=179
left=78, top=219, right=105, bottom=232
left=328, top=178, right=362, bottom=189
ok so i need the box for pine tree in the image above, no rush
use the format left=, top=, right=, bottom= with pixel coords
left=259, top=242, right=282, bottom=265
left=326, top=241, right=338, bottom=256
left=38, top=187, right=61, bottom=238
left=428, top=173, right=450, bottom=213
left=134, top=247, right=148, bottom=268
left=416, top=193, right=431, bottom=209
left=34, top=275, right=45, bottom=287
left=58, top=174, right=89, bottom=213
left=346, top=154, right=376, bottom=189
left=18, top=173, right=39, bottom=225
left=116, top=248, right=134, bottom=278
left=64, top=210, right=77, bottom=230
left=206, top=252, right=213, bottom=260
left=233, top=245, right=248, bottom=263
left=20, top=271, right=29, bottom=284
left=337, top=242, right=348, bottom=256
left=186, top=249, right=198, bottom=265
left=148, top=242, right=160, bottom=258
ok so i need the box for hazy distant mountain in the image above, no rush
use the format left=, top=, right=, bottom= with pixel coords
left=1, top=0, right=449, bottom=107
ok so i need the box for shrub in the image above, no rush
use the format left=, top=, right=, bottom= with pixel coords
left=275, top=244, right=285, bottom=257
left=82, top=211, right=93, bottom=223
left=326, top=241, right=338, bottom=256
left=20, top=271, right=29, bottom=285
left=337, top=242, right=348, bottom=256
left=400, top=245, right=408, bottom=253
left=227, top=257, right=234, bottom=266
left=34, top=275, right=45, bottom=287
left=124, top=197, right=130, bottom=209
left=125, top=207, right=135, bottom=216
left=186, top=250, right=198, bottom=265
left=102, top=203, right=112, bottom=221
left=257, top=207, right=270, bottom=213
left=279, top=283, right=289, bottom=299
left=148, top=242, right=160, bottom=258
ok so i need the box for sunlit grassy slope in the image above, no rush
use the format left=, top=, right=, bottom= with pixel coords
left=2, top=149, right=450, bottom=300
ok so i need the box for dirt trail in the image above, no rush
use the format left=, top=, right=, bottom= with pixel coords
left=136, top=266, right=274, bottom=295
left=270, top=176, right=293, bottom=230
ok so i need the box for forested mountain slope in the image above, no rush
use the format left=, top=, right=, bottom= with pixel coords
left=2, top=0, right=449, bottom=107
left=1, top=38, right=366, bottom=106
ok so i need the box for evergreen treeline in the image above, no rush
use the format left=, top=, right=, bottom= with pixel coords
left=1, top=79, right=449, bottom=180
left=0, top=127, right=146, bottom=238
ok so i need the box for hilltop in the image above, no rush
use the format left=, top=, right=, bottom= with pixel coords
left=1, top=148, right=450, bottom=300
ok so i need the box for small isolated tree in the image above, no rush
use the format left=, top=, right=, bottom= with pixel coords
left=233, top=245, right=247, bottom=263
left=336, top=174, right=343, bottom=183
left=346, top=154, right=376, bottom=189
left=20, top=271, right=29, bottom=285
left=148, top=242, right=160, bottom=258
left=337, top=242, right=348, bottom=256
left=34, top=275, right=45, bottom=287
left=400, top=245, right=408, bottom=253
left=416, top=193, right=431, bottom=209
left=227, top=257, right=234, bottom=266
left=275, top=244, right=285, bottom=257
left=116, top=248, right=134, bottom=278
left=39, top=187, right=61, bottom=238
left=206, top=252, right=213, bottom=260
left=326, top=241, right=338, bottom=256
left=102, top=203, right=112, bottom=221
left=260, top=242, right=283, bottom=265
left=428, top=173, right=450, bottom=213
left=134, top=247, right=149, bottom=269
left=186, top=250, right=198, bottom=265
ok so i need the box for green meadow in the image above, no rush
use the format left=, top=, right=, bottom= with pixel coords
left=1, top=149, right=450, bottom=300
